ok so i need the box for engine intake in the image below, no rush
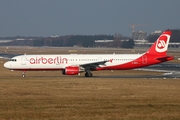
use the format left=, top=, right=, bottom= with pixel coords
left=62, top=66, right=79, bottom=75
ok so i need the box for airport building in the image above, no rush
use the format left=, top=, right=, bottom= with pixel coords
left=132, top=31, right=147, bottom=40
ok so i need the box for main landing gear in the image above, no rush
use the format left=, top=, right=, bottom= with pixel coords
left=85, top=69, right=93, bottom=77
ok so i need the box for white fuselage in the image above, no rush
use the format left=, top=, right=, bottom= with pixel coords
left=4, top=54, right=142, bottom=70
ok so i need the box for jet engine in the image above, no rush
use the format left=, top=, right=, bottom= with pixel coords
left=62, top=66, right=80, bottom=75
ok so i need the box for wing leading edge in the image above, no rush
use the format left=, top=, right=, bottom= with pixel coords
left=80, top=60, right=109, bottom=70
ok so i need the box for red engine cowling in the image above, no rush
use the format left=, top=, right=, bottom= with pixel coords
left=62, top=66, right=79, bottom=75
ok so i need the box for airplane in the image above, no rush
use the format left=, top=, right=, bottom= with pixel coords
left=4, top=30, right=174, bottom=77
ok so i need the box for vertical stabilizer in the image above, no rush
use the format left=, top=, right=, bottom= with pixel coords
left=146, top=31, right=172, bottom=56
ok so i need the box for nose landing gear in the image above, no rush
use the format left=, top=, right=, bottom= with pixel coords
left=22, top=70, right=26, bottom=77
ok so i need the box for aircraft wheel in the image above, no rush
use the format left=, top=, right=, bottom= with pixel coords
left=22, top=74, right=25, bottom=77
left=85, top=73, right=88, bottom=77
left=89, top=73, right=93, bottom=77
left=85, top=72, right=93, bottom=77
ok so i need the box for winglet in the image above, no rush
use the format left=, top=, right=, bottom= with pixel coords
left=146, top=30, right=172, bottom=56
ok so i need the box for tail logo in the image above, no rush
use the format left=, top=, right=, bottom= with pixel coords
left=155, top=34, right=170, bottom=53
left=157, top=40, right=166, bottom=49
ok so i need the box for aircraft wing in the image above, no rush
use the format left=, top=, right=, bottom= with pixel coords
left=80, top=60, right=109, bottom=70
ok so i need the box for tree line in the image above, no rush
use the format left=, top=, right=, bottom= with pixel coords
left=147, top=29, right=180, bottom=42
left=0, top=29, right=180, bottom=48
left=0, top=34, right=135, bottom=48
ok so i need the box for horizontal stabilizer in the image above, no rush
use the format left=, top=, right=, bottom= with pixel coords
left=156, top=56, right=174, bottom=62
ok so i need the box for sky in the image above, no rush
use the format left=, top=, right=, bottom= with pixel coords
left=0, top=0, right=180, bottom=37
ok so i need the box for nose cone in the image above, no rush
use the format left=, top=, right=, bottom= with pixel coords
left=4, top=62, right=11, bottom=69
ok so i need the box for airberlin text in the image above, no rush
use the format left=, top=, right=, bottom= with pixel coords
left=29, top=56, right=68, bottom=64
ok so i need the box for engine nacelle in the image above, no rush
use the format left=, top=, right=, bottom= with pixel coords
left=62, top=66, right=80, bottom=75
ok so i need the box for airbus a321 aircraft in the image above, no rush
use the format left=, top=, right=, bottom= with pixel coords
left=4, top=31, right=174, bottom=77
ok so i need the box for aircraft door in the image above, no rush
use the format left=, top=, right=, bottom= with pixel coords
left=142, top=55, right=147, bottom=64
left=21, top=56, right=26, bottom=65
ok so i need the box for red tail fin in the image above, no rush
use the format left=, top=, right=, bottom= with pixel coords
left=146, top=31, right=172, bottom=56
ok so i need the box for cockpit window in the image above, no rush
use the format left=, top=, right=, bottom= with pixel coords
left=10, top=59, right=17, bottom=62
